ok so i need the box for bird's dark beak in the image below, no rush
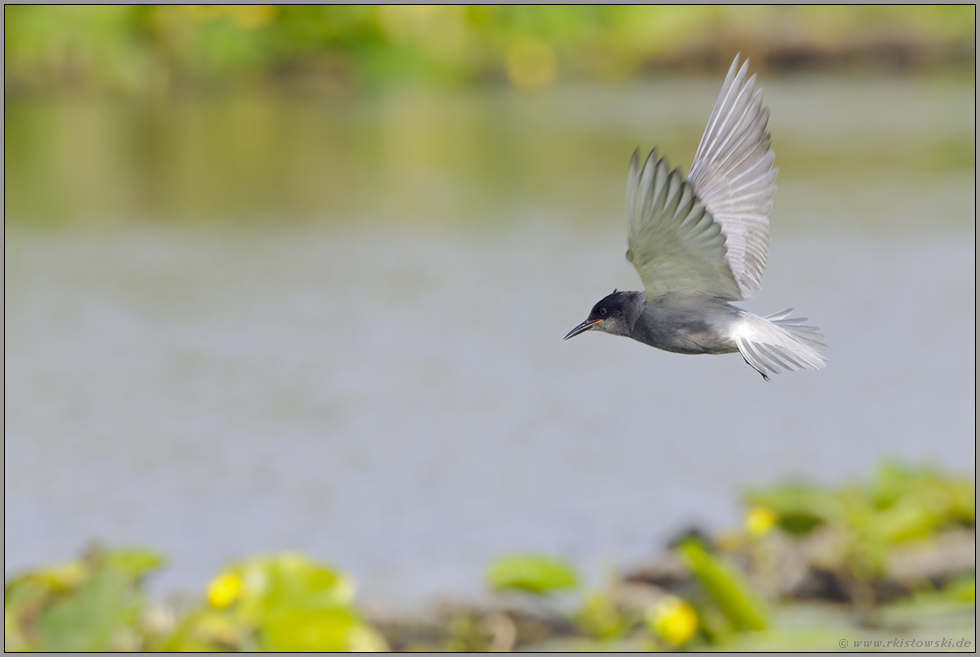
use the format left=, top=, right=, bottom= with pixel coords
left=563, top=318, right=602, bottom=340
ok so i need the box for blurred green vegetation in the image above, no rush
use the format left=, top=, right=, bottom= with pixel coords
left=4, top=5, right=975, bottom=96
left=6, top=461, right=973, bottom=652
left=5, top=550, right=387, bottom=652
left=4, top=547, right=163, bottom=651
left=744, top=460, right=976, bottom=604
left=747, top=460, right=976, bottom=543
left=487, top=553, right=580, bottom=594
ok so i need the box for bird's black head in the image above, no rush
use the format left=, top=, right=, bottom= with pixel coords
left=564, top=289, right=646, bottom=340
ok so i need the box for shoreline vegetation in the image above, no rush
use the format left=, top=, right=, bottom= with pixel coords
left=5, top=6, right=975, bottom=98
left=5, top=461, right=974, bottom=651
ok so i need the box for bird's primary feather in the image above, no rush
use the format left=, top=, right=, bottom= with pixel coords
left=626, top=54, right=776, bottom=302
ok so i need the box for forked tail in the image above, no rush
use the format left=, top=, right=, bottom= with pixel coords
left=732, top=309, right=828, bottom=380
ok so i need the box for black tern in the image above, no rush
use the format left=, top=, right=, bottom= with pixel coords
left=565, top=55, right=827, bottom=380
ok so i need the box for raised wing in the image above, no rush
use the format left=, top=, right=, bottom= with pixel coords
left=687, top=55, right=777, bottom=299
left=626, top=149, right=742, bottom=301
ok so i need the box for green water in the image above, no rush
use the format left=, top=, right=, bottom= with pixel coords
left=5, top=73, right=974, bottom=230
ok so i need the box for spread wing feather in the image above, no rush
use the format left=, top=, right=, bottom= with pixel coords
left=626, top=149, right=741, bottom=301
left=626, top=54, right=776, bottom=302
left=688, top=55, right=777, bottom=298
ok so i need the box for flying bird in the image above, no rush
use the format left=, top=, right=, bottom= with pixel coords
left=564, top=55, right=827, bottom=380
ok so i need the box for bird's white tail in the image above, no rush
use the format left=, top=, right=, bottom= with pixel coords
left=733, top=309, right=828, bottom=380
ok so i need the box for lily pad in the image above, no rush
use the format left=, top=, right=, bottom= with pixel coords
left=487, top=553, right=579, bottom=594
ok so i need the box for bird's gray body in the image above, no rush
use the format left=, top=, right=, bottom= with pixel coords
left=565, top=55, right=827, bottom=379
left=633, top=296, right=740, bottom=355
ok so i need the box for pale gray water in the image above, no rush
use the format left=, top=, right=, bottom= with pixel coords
left=4, top=74, right=975, bottom=602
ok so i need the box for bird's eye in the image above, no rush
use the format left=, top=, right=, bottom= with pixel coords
left=598, top=307, right=608, bottom=317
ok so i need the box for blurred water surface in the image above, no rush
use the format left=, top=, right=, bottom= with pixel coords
left=4, top=72, right=975, bottom=602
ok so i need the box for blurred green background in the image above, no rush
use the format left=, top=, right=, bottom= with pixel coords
left=4, top=5, right=976, bottom=95
left=4, top=5, right=976, bottom=227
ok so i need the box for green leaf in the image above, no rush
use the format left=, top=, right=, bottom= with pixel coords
left=744, top=486, right=844, bottom=535
left=260, top=606, right=359, bottom=652
left=230, top=552, right=356, bottom=617
left=945, top=576, right=975, bottom=604
left=34, top=559, right=142, bottom=651
left=105, top=548, right=166, bottom=579
left=677, top=540, right=767, bottom=632
left=486, top=553, right=579, bottom=594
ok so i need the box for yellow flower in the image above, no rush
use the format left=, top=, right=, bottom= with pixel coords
left=745, top=506, right=778, bottom=537
left=207, top=572, right=244, bottom=609
left=647, top=595, right=698, bottom=646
